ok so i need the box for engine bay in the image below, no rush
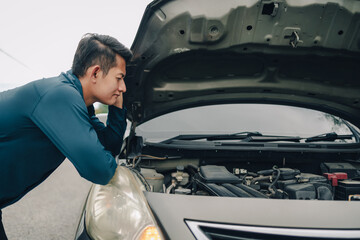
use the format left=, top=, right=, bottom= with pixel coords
left=138, top=161, right=360, bottom=201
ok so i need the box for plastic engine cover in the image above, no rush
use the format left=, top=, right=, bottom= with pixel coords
left=199, top=165, right=241, bottom=184
left=285, top=184, right=316, bottom=200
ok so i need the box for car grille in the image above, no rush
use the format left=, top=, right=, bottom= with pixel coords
left=185, top=220, right=360, bottom=240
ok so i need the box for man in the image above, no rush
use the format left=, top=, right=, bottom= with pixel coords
left=0, top=33, right=132, bottom=239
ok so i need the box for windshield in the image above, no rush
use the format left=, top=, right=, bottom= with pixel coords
left=135, top=104, right=354, bottom=143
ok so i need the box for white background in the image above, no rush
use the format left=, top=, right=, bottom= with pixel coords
left=0, top=0, right=151, bottom=92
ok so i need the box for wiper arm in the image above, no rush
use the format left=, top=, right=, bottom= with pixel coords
left=162, top=132, right=302, bottom=144
left=305, top=132, right=353, bottom=143
left=244, top=135, right=301, bottom=142
left=206, top=132, right=301, bottom=142
left=161, top=131, right=262, bottom=144
left=206, top=131, right=262, bottom=141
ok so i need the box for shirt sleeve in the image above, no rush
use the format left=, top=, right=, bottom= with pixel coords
left=87, top=105, right=127, bottom=156
left=30, top=86, right=116, bottom=185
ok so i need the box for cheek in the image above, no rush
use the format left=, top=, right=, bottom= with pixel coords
left=102, top=80, right=116, bottom=94
left=110, top=80, right=118, bottom=91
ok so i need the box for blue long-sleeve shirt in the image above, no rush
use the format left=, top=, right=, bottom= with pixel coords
left=0, top=71, right=127, bottom=209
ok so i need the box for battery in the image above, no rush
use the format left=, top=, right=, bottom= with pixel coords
left=321, top=162, right=358, bottom=178
left=335, top=179, right=360, bottom=200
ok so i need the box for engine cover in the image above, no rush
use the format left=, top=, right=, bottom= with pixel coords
left=196, top=165, right=333, bottom=200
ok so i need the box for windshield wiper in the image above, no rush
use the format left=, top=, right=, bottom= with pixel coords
left=161, top=132, right=302, bottom=144
left=197, top=132, right=301, bottom=142
left=161, top=132, right=353, bottom=145
left=161, top=131, right=262, bottom=144
left=243, top=135, right=301, bottom=142
left=209, top=133, right=301, bottom=142
left=305, top=132, right=353, bottom=143
left=206, top=131, right=263, bottom=141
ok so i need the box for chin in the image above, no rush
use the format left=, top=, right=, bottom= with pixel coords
left=97, top=99, right=114, bottom=106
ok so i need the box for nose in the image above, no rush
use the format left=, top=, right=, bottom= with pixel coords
left=118, top=79, right=126, bottom=92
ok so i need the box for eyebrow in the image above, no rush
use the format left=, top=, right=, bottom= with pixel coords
left=117, top=73, right=125, bottom=78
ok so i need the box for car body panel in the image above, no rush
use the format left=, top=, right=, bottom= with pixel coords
left=125, top=0, right=360, bottom=126
left=145, top=191, right=360, bottom=240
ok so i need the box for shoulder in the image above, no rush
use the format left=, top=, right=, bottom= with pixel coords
left=1, top=74, right=82, bottom=115
left=32, top=74, right=83, bottom=105
left=34, top=74, right=80, bottom=98
left=30, top=74, right=87, bottom=117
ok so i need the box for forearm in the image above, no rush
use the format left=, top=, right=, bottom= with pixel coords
left=91, top=106, right=127, bottom=156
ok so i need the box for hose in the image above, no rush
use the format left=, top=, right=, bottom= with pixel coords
left=268, top=167, right=281, bottom=196
left=251, top=175, right=271, bottom=184
left=166, top=182, right=177, bottom=194
left=132, top=154, right=168, bottom=168
left=127, top=167, right=151, bottom=191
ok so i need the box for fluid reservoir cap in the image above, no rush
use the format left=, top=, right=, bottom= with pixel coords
left=175, top=188, right=191, bottom=195
left=177, top=165, right=185, bottom=172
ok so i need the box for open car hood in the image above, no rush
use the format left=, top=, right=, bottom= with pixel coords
left=125, top=0, right=360, bottom=127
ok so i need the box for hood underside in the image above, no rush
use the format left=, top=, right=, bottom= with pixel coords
left=125, top=0, right=360, bottom=127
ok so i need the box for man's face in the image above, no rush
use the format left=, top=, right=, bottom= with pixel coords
left=93, top=54, right=127, bottom=106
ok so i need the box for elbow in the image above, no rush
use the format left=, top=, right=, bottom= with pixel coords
left=94, top=165, right=116, bottom=185
left=76, top=153, right=117, bottom=185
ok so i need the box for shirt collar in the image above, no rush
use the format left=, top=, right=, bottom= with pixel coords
left=63, top=70, right=84, bottom=99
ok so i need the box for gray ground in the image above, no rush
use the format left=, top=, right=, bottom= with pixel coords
left=2, top=160, right=92, bottom=240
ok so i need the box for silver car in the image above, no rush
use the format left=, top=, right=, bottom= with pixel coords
left=75, top=0, right=360, bottom=239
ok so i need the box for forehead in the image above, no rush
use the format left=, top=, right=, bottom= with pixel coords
left=111, top=54, right=126, bottom=75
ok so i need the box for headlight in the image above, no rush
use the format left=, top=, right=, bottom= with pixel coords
left=85, top=166, right=163, bottom=240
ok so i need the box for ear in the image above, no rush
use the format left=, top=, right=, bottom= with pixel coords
left=90, top=65, right=101, bottom=83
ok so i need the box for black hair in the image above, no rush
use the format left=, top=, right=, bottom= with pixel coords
left=71, top=33, right=133, bottom=78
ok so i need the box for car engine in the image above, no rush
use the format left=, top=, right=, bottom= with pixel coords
left=140, top=162, right=360, bottom=201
